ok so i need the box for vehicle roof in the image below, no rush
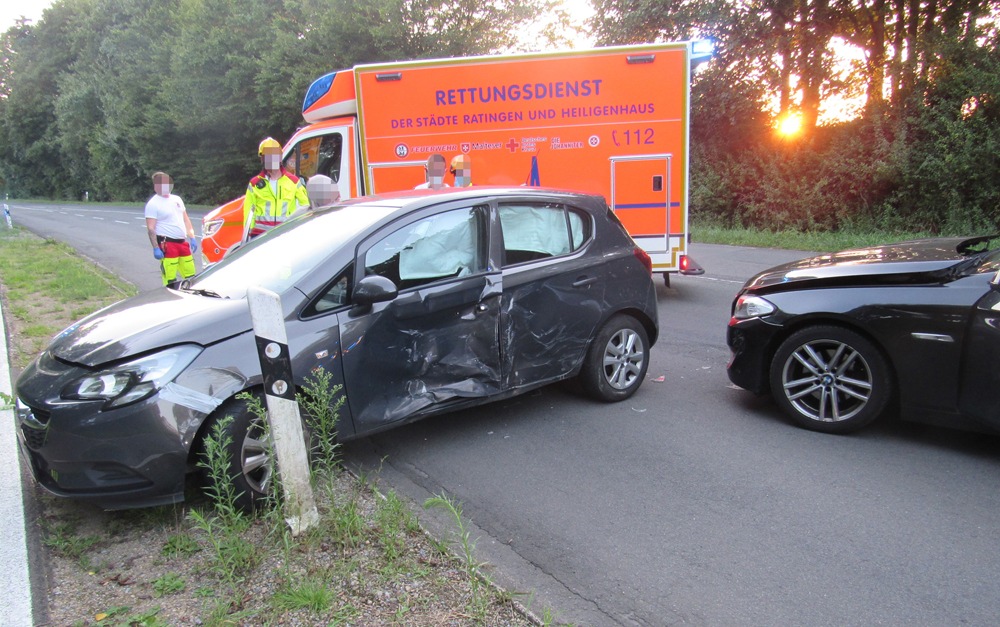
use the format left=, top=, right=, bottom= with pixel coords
left=330, top=186, right=605, bottom=212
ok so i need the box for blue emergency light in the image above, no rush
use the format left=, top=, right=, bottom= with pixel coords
left=303, top=72, right=336, bottom=113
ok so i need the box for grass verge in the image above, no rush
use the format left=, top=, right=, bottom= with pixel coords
left=0, top=227, right=136, bottom=368
left=692, top=221, right=943, bottom=252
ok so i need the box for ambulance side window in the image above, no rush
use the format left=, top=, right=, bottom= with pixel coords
left=499, top=203, right=591, bottom=266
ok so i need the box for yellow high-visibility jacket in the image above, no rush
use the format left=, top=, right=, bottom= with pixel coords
left=242, top=169, right=309, bottom=240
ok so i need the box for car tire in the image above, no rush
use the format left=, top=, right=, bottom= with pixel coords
left=198, top=394, right=275, bottom=512
left=769, top=325, right=893, bottom=434
left=579, top=314, right=650, bottom=402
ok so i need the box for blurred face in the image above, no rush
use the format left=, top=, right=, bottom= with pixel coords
left=262, top=146, right=281, bottom=171
left=426, top=157, right=446, bottom=186
left=153, top=175, right=173, bottom=196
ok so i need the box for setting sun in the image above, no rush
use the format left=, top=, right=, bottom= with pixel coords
left=776, top=112, right=804, bottom=138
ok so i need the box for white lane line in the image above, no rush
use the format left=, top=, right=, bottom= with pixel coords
left=687, top=275, right=745, bottom=285
left=114, top=220, right=130, bottom=225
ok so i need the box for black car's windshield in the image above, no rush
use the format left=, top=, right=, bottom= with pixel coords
left=189, top=204, right=396, bottom=298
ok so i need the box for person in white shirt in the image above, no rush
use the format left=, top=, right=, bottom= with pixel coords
left=145, top=171, right=198, bottom=288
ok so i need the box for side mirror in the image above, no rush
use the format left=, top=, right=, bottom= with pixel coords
left=350, top=275, right=398, bottom=316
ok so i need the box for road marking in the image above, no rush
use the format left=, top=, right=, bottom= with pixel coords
left=114, top=220, right=130, bottom=225
left=687, top=275, right=744, bottom=285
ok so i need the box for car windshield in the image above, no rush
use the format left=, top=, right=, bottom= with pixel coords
left=953, top=246, right=1000, bottom=277
left=187, top=204, right=396, bottom=298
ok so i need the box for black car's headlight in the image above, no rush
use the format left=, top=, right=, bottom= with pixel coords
left=61, top=345, right=202, bottom=409
left=732, top=295, right=776, bottom=321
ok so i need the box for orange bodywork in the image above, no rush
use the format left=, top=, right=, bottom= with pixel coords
left=203, top=43, right=697, bottom=270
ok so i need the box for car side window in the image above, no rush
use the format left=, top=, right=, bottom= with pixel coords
left=364, top=207, right=485, bottom=290
left=499, top=203, right=591, bottom=266
left=303, top=266, right=352, bottom=317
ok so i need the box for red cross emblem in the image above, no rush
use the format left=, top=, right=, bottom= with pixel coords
left=505, top=138, right=520, bottom=153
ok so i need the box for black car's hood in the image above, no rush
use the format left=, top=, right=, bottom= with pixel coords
left=48, top=288, right=252, bottom=367
left=744, top=236, right=991, bottom=292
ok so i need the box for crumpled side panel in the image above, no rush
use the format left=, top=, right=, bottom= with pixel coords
left=341, top=275, right=503, bottom=433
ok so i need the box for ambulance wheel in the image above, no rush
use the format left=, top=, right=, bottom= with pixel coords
left=579, top=315, right=649, bottom=402
left=662, top=273, right=671, bottom=287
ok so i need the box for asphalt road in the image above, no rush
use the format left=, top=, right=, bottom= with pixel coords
left=9, top=201, right=1000, bottom=626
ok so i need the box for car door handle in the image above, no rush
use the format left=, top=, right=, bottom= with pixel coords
left=573, top=276, right=598, bottom=288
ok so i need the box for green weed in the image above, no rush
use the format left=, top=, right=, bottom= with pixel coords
left=376, top=490, right=418, bottom=564
left=296, top=367, right=345, bottom=478
left=424, top=492, right=492, bottom=622
left=151, top=572, right=186, bottom=597
left=94, top=605, right=164, bottom=627
left=272, top=574, right=335, bottom=613
left=189, top=415, right=259, bottom=587
left=162, top=532, right=201, bottom=558
left=42, top=521, right=100, bottom=570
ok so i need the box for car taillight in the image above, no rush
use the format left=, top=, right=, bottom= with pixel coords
left=633, top=247, right=653, bottom=275
left=679, top=254, right=705, bottom=275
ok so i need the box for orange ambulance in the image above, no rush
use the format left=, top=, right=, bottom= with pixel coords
left=201, top=41, right=712, bottom=282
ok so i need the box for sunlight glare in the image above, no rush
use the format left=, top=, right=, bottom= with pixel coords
left=776, top=113, right=803, bottom=138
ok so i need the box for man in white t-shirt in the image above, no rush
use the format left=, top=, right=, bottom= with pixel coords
left=145, top=171, right=198, bottom=288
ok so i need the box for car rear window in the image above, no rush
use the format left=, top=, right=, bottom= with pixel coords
left=499, top=203, right=590, bottom=266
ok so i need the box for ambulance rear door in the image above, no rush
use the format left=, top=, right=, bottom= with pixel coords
left=609, top=154, right=683, bottom=272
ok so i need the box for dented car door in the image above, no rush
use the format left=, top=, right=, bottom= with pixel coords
left=339, top=202, right=502, bottom=431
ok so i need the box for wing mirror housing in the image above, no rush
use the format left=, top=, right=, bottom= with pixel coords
left=350, top=275, right=398, bottom=316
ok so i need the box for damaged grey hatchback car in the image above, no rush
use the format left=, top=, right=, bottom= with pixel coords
left=16, top=187, right=659, bottom=510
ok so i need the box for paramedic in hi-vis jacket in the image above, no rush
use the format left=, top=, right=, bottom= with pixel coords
left=241, top=137, right=310, bottom=242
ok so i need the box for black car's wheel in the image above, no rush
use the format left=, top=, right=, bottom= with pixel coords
left=769, top=326, right=892, bottom=434
left=198, top=394, right=274, bottom=512
left=580, top=314, right=649, bottom=402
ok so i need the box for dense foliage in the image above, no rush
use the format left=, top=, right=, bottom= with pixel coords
left=1, top=0, right=998, bottom=232
left=593, top=0, right=1000, bottom=232
left=0, top=0, right=555, bottom=203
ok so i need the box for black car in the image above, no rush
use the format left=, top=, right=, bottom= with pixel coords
left=16, top=187, right=658, bottom=509
left=727, top=235, right=1000, bottom=434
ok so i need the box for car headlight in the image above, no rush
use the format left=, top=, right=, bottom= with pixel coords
left=202, top=218, right=224, bottom=239
left=61, top=345, right=202, bottom=409
left=732, top=295, right=776, bottom=320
